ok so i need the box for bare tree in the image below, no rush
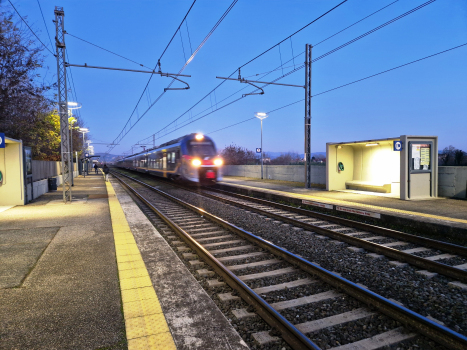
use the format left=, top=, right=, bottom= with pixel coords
left=454, top=149, right=465, bottom=166
left=440, top=145, right=456, bottom=165
left=269, top=152, right=302, bottom=165
left=220, top=144, right=256, bottom=165
left=0, top=11, right=74, bottom=160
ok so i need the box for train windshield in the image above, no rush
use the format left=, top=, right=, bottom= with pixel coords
left=187, top=141, right=216, bottom=156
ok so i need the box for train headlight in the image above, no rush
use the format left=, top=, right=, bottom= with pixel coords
left=214, top=158, right=223, bottom=166
left=195, top=134, right=204, bottom=141
left=192, top=159, right=201, bottom=166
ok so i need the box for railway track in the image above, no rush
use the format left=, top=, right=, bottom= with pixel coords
left=110, top=170, right=467, bottom=350
left=197, top=186, right=467, bottom=283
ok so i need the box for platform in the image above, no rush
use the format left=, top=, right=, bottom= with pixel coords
left=0, top=173, right=248, bottom=350
left=218, top=176, right=467, bottom=244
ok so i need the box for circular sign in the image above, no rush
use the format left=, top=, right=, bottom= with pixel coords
left=394, top=141, right=402, bottom=151
left=0, top=136, right=3, bottom=146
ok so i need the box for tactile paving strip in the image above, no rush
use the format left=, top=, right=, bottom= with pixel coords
left=105, top=176, right=176, bottom=350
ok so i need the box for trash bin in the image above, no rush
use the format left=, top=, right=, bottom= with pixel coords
left=48, top=177, right=57, bottom=191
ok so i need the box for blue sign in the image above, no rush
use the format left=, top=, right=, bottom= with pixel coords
left=0, top=133, right=5, bottom=149
left=256, top=148, right=261, bottom=153
left=393, top=141, right=402, bottom=151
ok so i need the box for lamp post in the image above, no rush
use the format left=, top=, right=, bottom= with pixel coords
left=255, top=112, right=268, bottom=179
left=78, top=127, right=89, bottom=176
left=67, top=102, right=82, bottom=186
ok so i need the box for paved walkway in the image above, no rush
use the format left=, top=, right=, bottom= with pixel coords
left=220, top=176, right=467, bottom=227
left=0, top=174, right=127, bottom=349
left=0, top=172, right=249, bottom=350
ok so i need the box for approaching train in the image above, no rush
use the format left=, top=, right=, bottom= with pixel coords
left=116, top=133, right=223, bottom=184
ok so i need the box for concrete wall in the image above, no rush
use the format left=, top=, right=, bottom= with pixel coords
left=223, top=165, right=326, bottom=184
left=438, top=166, right=467, bottom=199
left=0, top=140, right=24, bottom=206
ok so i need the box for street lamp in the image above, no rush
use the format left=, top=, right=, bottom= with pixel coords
left=78, top=128, right=89, bottom=176
left=68, top=101, right=82, bottom=185
left=255, top=112, right=268, bottom=179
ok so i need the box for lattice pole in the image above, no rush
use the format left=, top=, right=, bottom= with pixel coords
left=304, top=44, right=312, bottom=188
left=54, top=6, right=72, bottom=203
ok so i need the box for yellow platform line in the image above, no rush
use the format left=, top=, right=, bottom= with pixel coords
left=104, top=175, right=176, bottom=350
left=230, top=183, right=467, bottom=225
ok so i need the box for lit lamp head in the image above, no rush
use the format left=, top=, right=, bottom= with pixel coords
left=67, top=101, right=82, bottom=116
left=195, top=133, right=204, bottom=141
left=255, top=112, right=268, bottom=120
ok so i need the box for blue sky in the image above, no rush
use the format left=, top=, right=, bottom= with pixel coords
left=8, top=0, right=467, bottom=155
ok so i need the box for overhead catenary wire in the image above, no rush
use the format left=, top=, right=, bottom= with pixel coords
left=106, top=0, right=238, bottom=156
left=238, top=0, right=349, bottom=70
left=241, top=0, right=439, bottom=94
left=250, top=0, right=436, bottom=79
left=314, top=0, right=400, bottom=46
left=66, top=33, right=153, bottom=70
left=209, top=42, right=467, bottom=135
left=36, top=0, right=54, bottom=51
left=135, top=0, right=402, bottom=146
left=247, top=0, right=401, bottom=78
left=119, top=0, right=239, bottom=138
left=66, top=51, right=81, bottom=118
left=7, top=0, right=55, bottom=56
left=108, top=0, right=198, bottom=151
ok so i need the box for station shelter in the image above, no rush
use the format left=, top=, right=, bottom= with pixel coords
left=326, top=135, right=438, bottom=200
left=0, top=136, right=30, bottom=206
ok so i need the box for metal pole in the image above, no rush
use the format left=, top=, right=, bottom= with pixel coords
left=54, top=6, right=72, bottom=203
left=70, top=122, right=74, bottom=186
left=304, top=44, right=312, bottom=188
left=82, top=132, right=86, bottom=178
left=261, top=118, right=263, bottom=179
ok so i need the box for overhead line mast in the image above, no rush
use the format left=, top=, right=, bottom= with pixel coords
left=54, top=6, right=72, bottom=203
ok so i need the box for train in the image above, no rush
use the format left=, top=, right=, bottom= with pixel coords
left=115, top=133, right=223, bottom=184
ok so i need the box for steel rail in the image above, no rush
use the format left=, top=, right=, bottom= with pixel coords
left=111, top=171, right=467, bottom=350
left=191, top=187, right=467, bottom=283
left=208, top=187, right=467, bottom=257
left=111, top=172, right=320, bottom=350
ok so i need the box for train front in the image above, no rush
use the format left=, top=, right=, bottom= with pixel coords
left=181, top=134, right=223, bottom=184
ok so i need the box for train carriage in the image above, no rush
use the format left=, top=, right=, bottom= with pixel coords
left=116, top=133, right=222, bottom=184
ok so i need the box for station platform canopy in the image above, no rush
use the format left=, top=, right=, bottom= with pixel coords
left=326, top=135, right=438, bottom=200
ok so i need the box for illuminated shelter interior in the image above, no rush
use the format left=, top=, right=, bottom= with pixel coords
left=326, top=136, right=438, bottom=200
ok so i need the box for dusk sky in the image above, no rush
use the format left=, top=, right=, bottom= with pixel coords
left=8, top=0, right=467, bottom=156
